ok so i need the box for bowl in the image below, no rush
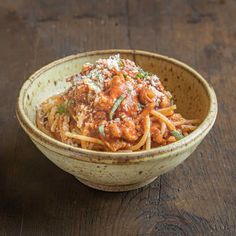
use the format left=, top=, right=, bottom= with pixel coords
left=16, top=50, right=217, bottom=192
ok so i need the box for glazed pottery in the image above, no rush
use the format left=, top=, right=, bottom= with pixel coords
left=16, top=50, right=217, bottom=192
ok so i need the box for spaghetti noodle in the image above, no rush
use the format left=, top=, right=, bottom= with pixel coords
left=36, top=55, right=199, bottom=152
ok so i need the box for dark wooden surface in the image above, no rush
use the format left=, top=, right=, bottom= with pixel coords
left=0, top=0, right=235, bottom=235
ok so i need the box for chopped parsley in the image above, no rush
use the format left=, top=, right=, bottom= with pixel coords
left=136, top=71, right=150, bottom=79
left=136, top=73, right=145, bottom=79
left=171, top=130, right=184, bottom=140
left=57, top=104, right=66, bottom=114
left=57, top=100, right=74, bottom=115
left=98, top=124, right=105, bottom=137
left=110, top=94, right=126, bottom=120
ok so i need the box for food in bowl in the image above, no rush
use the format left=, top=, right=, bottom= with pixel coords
left=36, top=55, right=200, bottom=152
left=17, top=50, right=217, bottom=191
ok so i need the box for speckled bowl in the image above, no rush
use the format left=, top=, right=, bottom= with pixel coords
left=16, top=50, right=217, bottom=192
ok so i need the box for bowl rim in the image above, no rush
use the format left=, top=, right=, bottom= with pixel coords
left=16, top=49, right=217, bottom=164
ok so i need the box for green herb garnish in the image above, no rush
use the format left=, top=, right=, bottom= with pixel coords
left=136, top=73, right=145, bottom=79
left=98, top=124, right=105, bottom=137
left=110, top=94, right=126, bottom=120
left=171, top=130, right=184, bottom=140
left=57, top=100, right=73, bottom=115
left=136, top=71, right=150, bottom=79
left=57, top=104, right=66, bottom=114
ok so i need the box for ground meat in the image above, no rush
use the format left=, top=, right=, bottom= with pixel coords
left=151, top=122, right=165, bottom=145
left=104, top=139, right=130, bottom=152
left=108, top=122, right=122, bottom=138
left=110, top=75, right=125, bottom=99
left=69, top=85, right=89, bottom=104
left=139, top=88, right=155, bottom=105
left=121, top=120, right=138, bottom=142
left=93, top=111, right=107, bottom=121
left=159, top=95, right=170, bottom=108
left=36, top=54, right=196, bottom=151
left=94, top=92, right=114, bottom=112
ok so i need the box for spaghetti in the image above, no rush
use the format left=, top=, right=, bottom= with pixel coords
left=36, top=55, right=199, bottom=152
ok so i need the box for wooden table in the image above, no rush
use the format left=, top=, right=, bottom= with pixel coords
left=1, top=1, right=235, bottom=235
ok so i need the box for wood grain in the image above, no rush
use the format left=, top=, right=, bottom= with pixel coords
left=0, top=0, right=235, bottom=235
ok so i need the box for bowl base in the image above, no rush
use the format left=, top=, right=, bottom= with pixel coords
left=74, top=176, right=157, bottom=192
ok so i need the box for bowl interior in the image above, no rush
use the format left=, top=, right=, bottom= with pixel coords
left=21, top=51, right=210, bottom=134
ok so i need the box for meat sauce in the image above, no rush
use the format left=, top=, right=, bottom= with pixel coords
left=36, top=55, right=199, bottom=152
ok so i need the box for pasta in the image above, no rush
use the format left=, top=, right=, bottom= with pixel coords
left=36, top=55, right=200, bottom=152
left=130, top=116, right=150, bottom=151
left=64, top=132, right=104, bottom=145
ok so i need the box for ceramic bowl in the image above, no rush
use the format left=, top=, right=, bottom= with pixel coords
left=16, top=50, right=217, bottom=192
